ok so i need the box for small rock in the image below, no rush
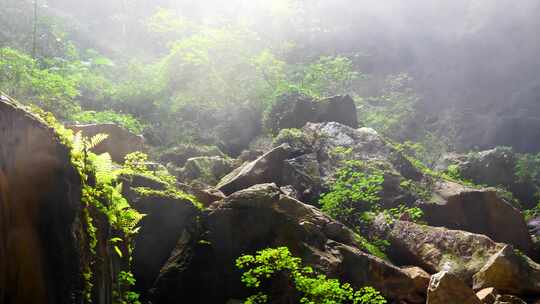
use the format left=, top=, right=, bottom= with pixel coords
left=476, top=287, right=498, bottom=304
left=427, top=271, right=482, bottom=304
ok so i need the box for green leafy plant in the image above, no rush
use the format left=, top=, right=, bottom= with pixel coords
left=72, top=110, right=145, bottom=134
left=383, top=205, right=424, bottom=224
left=516, top=153, right=540, bottom=184
left=320, top=160, right=384, bottom=230
left=236, top=247, right=386, bottom=304
left=445, top=164, right=461, bottom=180
left=124, top=151, right=150, bottom=172
left=0, top=47, right=81, bottom=117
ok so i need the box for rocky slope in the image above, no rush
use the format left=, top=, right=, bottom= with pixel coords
left=2, top=95, right=540, bottom=303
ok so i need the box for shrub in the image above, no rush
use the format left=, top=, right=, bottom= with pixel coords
left=236, top=247, right=387, bottom=304
left=516, top=152, right=540, bottom=184
left=320, top=160, right=384, bottom=230
left=0, top=47, right=81, bottom=117
left=72, top=110, right=145, bottom=134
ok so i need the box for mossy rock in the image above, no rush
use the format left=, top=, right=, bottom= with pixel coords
left=179, top=156, right=235, bottom=186
left=158, top=144, right=226, bottom=167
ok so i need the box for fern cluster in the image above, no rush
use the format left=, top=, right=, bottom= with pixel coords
left=31, top=106, right=143, bottom=304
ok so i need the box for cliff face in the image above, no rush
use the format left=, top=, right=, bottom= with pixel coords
left=0, top=97, right=82, bottom=304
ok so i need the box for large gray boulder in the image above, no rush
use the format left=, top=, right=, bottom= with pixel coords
left=373, top=219, right=505, bottom=284
left=473, top=245, right=540, bottom=296
left=420, top=180, right=532, bottom=254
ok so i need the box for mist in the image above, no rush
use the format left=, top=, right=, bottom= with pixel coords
left=2, top=1, right=540, bottom=303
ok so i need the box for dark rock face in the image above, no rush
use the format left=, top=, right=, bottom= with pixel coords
left=267, top=93, right=359, bottom=134
left=420, top=181, right=532, bottom=254
left=119, top=172, right=201, bottom=298
left=281, top=153, right=322, bottom=204
left=68, top=123, right=145, bottom=163
left=0, top=98, right=82, bottom=304
left=216, top=105, right=262, bottom=157
left=150, top=184, right=425, bottom=304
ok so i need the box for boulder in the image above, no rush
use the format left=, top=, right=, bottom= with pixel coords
left=119, top=172, right=202, bottom=298
left=528, top=216, right=540, bottom=255
left=290, top=123, right=422, bottom=207
left=177, top=183, right=226, bottom=208
left=149, top=184, right=426, bottom=303
left=437, top=147, right=538, bottom=208
left=420, top=180, right=532, bottom=253
left=494, top=295, right=527, bottom=304
left=374, top=219, right=504, bottom=284
left=427, top=271, right=482, bottom=304
left=237, top=149, right=264, bottom=163
left=68, top=123, right=145, bottom=163
left=159, top=144, right=225, bottom=167
left=179, top=156, right=235, bottom=186
left=473, top=245, right=540, bottom=295
left=215, top=104, right=262, bottom=157
left=476, top=287, right=499, bottom=304
left=402, top=266, right=431, bottom=292
left=216, top=144, right=292, bottom=195
left=118, top=172, right=168, bottom=202
left=0, top=96, right=83, bottom=303
left=266, top=93, right=358, bottom=134
left=281, top=153, right=322, bottom=204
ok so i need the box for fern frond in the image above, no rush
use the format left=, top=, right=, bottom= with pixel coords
left=93, top=153, right=114, bottom=184
left=88, top=133, right=109, bottom=151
